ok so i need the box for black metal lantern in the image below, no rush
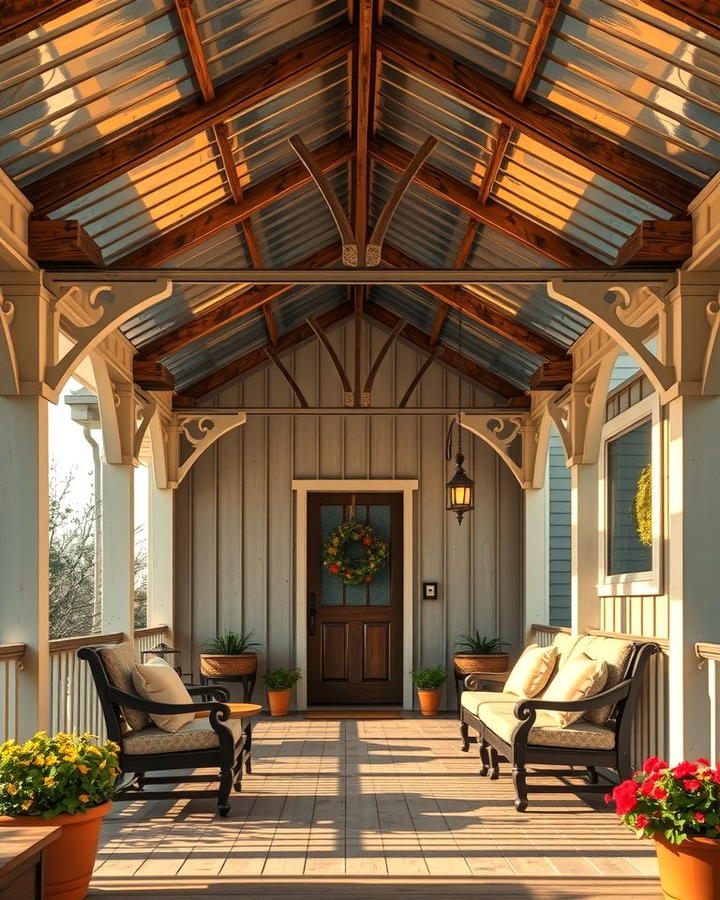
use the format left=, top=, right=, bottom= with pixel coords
left=141, top=641, right=182, bottom=674
left=445, top=307, right=474, bottom=525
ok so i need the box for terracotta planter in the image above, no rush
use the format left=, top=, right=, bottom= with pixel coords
left=654, top=835, right=720, bottom=900
left=267, top=688, right=292, bottom=717
left=0, top=800, right=112, bottom=900
left=417, top=688, right=442, bottom=716
left=200, top=652, right=257, bottom=678
left=453, top=652, right=509, bottom=675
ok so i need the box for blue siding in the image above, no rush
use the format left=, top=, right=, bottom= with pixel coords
left=548, top=427, right=571, bottom=627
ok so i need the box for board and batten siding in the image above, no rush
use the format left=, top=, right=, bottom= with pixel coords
left=173, top=319, right=523, bottom=708
left=548, top=427, right=571, bottom=627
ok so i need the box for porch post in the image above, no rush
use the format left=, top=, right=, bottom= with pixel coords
left=0, top=395, right=50, bottom=736
left=523, top=485, right=549, bottom=640
left=569, top=463, right=600, bottom=635
left=148, top=482, right=174, bottom=638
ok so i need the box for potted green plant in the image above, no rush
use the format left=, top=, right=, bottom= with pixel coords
left=605, top=756, right=720, bottom=899
left=263, top=667, right=302, bottom=716
left=453, top=632, right=510, bottom=676
left=0, top=731, right=119, bottom=900
left=411, top=666, right=446, bottom=716
left=200, top=630, right=261, bottom=679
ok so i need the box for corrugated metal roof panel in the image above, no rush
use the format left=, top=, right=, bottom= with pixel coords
left=533, top=0, right=720, bottom=183
left=0, top=0, right=193, bottom=184
left=272, top=284, right=346, bottom=333
left=196, top=0, right=347, bottom=83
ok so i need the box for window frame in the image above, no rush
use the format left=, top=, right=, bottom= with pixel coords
left=597, top=393, right=662, bottom=597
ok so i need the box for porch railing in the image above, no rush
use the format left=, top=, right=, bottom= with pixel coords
left=531, top=623, right=669, bottom=771
left=0, top=642, right=25, bottom=743
left=134, top=625, right=170, bottom=661
left=695, top=642, right=720, bottom=762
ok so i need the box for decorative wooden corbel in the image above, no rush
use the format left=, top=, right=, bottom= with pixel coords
left=0, top=288, right=19, bottom=395
left=43, top=277, right=173, bottom=395
left=461, top=412, right=536, bottom=488
left=171, top=412, right=247, bottom=486
left=702, top=294, right=720, bottom=395
left=133, top=397, right=157, bottom=460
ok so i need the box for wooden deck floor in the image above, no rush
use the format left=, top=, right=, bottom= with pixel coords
left=89, top=717, right=661, bottom=898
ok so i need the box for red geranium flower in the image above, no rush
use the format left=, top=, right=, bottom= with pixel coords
left=697, top=758, right=711, bottom=768
left=643, top=757, right=668, bottom=774
left=673, top=761, right=698, bottom=779
left=639, top=776, right=658, bottom=796
left=651, top=786, right=668, bottom=800
left=635, top=814, right=650, bottom=829
left=683, top=779, right=702, bottom=792
left=611, top=780, right=639, bottom=815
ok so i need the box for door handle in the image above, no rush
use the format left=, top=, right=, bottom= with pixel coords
left=308, top=593, right=316, bottom=636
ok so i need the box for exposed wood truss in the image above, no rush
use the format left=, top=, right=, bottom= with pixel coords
left=24, top=25, right=355, bottom=215
left=375, top=25, right=696, bottom=214
left=371, top=138, right=605, bottom=269
left=133, top=361, right=175, bottom=392
left=354, top=0, right=374, bottom=261
left=0, top=0, right=91, bottom=47
left=615, top=219, right=693, bottom=267
left=28, top=220, right=103, bottom=267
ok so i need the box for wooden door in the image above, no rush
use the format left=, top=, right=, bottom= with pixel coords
left=307, top=493, right=403, bottom=705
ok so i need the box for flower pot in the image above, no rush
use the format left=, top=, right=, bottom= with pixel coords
left=417, top=688, right=442, bottom=717
left=453, top=652, right=509, bottom=675
left=0, top=800, right=112, bottom=900
left=654, top=835, right=720, bottom=900
left=200, top=652, right=257, bottom=678
left=267, top=688, right=292, bottom=717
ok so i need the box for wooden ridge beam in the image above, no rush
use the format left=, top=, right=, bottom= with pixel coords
left=0, top=0, right=91, bottom=47
left=182, top=300, right=354, bottom=399
left=365, top=300, right=526, bottom=400
left=133, top=360, right=175, bottom=392
left=614, top=218, right=693, bottom=267
left=375, top=25, right=696, bottom=214
left=28, top=219, right=104, bottom=267
left=115, top=139, right=353, bottom=268
left=137, top=242, right=340, bottom=361
left=25, top=24, right=354, bottom=214
left=354, top=0, right=374, bottom=258
left=637, top=1, right=720, bottom=43
left=383, top=243, right=566, bottom=361
left=371, top=137, right=604, bottom=269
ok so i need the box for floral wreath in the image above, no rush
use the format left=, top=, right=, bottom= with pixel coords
left=322, top=521, right=389, bottom=585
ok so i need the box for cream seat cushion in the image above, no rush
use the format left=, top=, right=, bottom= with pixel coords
left=123, top=716, right=243, bottom=756
left=132, top=658, right=195, bottom=733
left=461, top=690, right=518, bottom=717
left=503, top=644, right=557, bottom=698
left=540, top=653, right=607, bottom=726
left=479, top=701, right=615, bottom=751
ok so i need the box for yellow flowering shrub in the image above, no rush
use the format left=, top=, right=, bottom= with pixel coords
left=0, top=732, right=119, bottom=818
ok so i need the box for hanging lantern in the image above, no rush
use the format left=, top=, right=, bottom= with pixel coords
left=445, top=307, right=474, bottom=525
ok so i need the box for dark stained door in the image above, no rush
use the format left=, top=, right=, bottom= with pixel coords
left=307, top=493, right=403, bottom=705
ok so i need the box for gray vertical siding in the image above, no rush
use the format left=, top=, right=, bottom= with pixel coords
left=173, top=319, right=523, bottom=707
left=548, top=427, right=571, bottom=627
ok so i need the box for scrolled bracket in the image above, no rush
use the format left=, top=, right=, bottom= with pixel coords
left=702, top=294, right=720, bottom=395
left=133, top=398, right=157, bottom=460
left=173, top=412, right=247, bottom=485
left=0, top=288, right=19, bottom=395
left=461, top=412, right=534, bottom=488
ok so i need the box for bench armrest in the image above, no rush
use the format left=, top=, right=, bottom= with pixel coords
left=513, top=679, right=632, bottom=721
left=464, top=673, right=509, bottom=691
left=186, top=685, right=230, bottom=701
left=108, top=686, right=232, bottom=726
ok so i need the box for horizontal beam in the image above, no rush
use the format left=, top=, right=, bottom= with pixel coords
left=24, top=25, right=354, bottom=214
left=372, top=137, right=603, bottom=268
left=529, top=358, right=573, bottom=390
left=133, top=360, right=175, bottom=391
left=47, top=268, right=679, bottom=285
left=615, top=218, right=693, bottom=267
left=114, top=138, right=353, bottom=268
left=173, top=406, right=524, bottom=415
left=28, top=219, right=103, bottom=267
left=375, top=25, right=696, bottom=214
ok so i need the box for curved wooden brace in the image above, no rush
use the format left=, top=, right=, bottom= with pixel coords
left=91, top=354, right=123, bottom=464
left=548, top=278, right=674, bottom=395
left=530, top=405, right=553, bottom=490
left=266, top=346, right=309, bottom=408
left=546, top=397, right=571, bottom=459
left=364, top=317, right=406, bottom=398
left=174, top=412, right=247, bottom=486
left=0, top=289, right=20, bottom=395
left=148, top=408, right=170, bottom=490
left=582, top=351, right=618, bottom=465
left=308, top=315, right=353, bottom=406
left=44, top=277, right=172, bottom=397
left=461, top=413, right=535, bottom=489
left=398, top=346, right=441, bottom=408
left=702, top=297, right=720, bottom=395
left=289, top=134, right=357, bottom=266
left=133, top=398, right=157, bottom=459
left=366, top=135, right=437, bottom=266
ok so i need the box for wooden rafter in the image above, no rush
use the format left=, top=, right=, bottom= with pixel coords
left=265, top=346, right=309, bottom=407
left=615, top=218, right=693, bottom=267
left=28, top=219, right=103, bottom=267
left=182, top=300, right=354, bottom=399
left=137, top=242, right=340, bottom=361
left=174, top=0, right=214, bottom=102
left=0, top=0, right=92, bottom=46
left=354, top=0, right=374, bottom=259
left=375, top=25, right=696, bottom=214
left=365, top=301, right=525, bottom=401
left=382, top=243, right=567, bottom=360
left=25, top=25, right=354, bottom=214
left=637, top=0, right=720, bottom=43
left=115, top=138, right=353, bottom=268
left=371, top=137, right=605, bottom=268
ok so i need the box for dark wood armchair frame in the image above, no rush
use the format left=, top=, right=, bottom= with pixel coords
left=79, top=646, right=253, bottom=817
left=459, top=641, right=658, bottom=811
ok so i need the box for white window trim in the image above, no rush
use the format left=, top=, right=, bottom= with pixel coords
left=597, top=393, right=662, bottom=597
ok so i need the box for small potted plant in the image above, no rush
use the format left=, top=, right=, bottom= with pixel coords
left=200, top=630, right=261, bottom=679
left=0, top=731, right=119, bottom=900
left=453, top=632, right=510, bottom=676
left=411, top=666, right=446, bottom=716
left=605, top=756, right=720, bottom=899
left=263, top=667, right=302, bottom=717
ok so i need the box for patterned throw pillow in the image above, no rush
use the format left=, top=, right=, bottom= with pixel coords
left=542, top=653, right=608, bottom=727
left=99, top=642, right=149, bottom=732
left=504, top=644, right=558, bottom=698
left=132, top=659, right=195, bottom=733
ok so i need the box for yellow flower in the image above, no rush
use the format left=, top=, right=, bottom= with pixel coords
left=63, top=755, right=77, bottom=763
left=99, top=760, right=106, bottom=769
left=86, top=746, right=102, bottom=756
left=6, top=784, right=17, bottom=795
left=79, top=794, right=90, bottom=804
left=43, top=776, right=55, bottom=787
left=45, top=754, right=58, bottom=765
left=76, top=764, right=89, bottom=775
left=21, top=799, right=32, bottom=811
left=33, top=756, right=45, bottom=766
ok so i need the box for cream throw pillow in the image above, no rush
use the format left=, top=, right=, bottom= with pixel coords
left=132, top=658, right=195, bottom=733
left=542, top=653, right=608, bottom=727
left=504, top=644, right=557, bottom=699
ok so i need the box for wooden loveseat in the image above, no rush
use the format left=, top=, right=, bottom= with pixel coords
left=459, top=632, right=658, bottom=811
